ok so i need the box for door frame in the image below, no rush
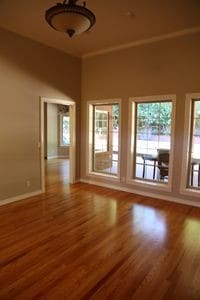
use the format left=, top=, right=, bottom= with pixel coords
left=40, top=96, right=76, bottom=192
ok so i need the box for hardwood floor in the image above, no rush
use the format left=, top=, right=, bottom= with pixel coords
left=45, top=158, right=69, bottom=186
left=0, top=160, right=200, bottom=299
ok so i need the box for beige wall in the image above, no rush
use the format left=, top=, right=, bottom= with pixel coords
left=47, top=103, right=58, bottom=159
left=0, top=28, right=81, bottom=201
left=81, top=32, right=200, bottom=204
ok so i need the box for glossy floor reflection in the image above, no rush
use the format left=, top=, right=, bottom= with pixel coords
left=45, top=158, right=69, bottom=186
left=132, top=204, right=167, bottom=243
left=0, top=161, right=200, bottom=299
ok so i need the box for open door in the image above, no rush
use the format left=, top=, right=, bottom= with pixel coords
left=40, top=97, right=76, bottom=192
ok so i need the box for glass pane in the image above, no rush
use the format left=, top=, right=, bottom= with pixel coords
left=136, top=132, right=148, bottom=154
left=137, top=103, right=149, bottom=119
left=194, top=100, right=200, bottom=118
left=189, top=100, right=200, bottom=188
left=94, top=111, right=108, bottom=152
left=193, top=119, right=200, bottom=138
left=62, top=116, right=70, bottom=145
left=135, top=101, right=172, bottom=183
left=137, top=117, right=148, bottom=134
left=93, top=104, right=119, bottom=176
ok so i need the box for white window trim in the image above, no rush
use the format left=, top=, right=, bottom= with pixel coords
left=126, top=94, right=176, bottom=192
left=86, top=99, right=122, bottom=181
left=180, top=93, right=200, bottom=198
left=60, top=114, right=70, bottom=147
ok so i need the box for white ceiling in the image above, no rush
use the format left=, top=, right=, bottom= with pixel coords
left=0, top=0, right=200, bottom=57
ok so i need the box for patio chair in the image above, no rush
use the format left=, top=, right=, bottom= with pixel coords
left=157, top=149, right=169, bottom=180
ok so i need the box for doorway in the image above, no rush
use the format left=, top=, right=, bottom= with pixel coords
left=40, top=97, right=76, bottom=192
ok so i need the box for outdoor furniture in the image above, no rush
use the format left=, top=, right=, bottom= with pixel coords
left=141, top=154, right=158, bottom=179
left=157, top=149, right=169, bottom=180
left=138, top=149, right=170, bottom=180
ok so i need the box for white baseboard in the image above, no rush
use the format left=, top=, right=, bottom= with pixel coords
left=0, top=190, right=43, bottom=206
left=80, top=179, right=200, bottom=208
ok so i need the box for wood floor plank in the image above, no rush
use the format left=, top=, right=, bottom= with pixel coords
left=0, top=159, right=200, bottom=299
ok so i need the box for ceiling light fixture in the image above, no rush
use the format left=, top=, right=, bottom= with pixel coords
left=45, top=0, right=96, bottom=38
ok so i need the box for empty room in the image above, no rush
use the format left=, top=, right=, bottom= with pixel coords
left=0, top=1, right=200, bottom=299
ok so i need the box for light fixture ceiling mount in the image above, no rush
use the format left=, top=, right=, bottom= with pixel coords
left=45, top=0, right=96, bottom=38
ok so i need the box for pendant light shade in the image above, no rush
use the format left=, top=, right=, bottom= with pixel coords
left=45, top=0, right=96, bottom=37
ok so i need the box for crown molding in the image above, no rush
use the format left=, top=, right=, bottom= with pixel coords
left=82, top=26, right=200, bottom=59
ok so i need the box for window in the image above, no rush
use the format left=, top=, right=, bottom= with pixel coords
left=60, top=115, right=70, bottom=146
left=95, top=110, right=109, bottom=152
left=129, top=95, right=175, bottom=188
left=88, top=101, right=120, bottom=177
left=187, top=99, right=200, bottom=189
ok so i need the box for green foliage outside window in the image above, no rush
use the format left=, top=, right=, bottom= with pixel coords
left=112, top=104, right=119, bottom=129
left=194, top=100, right=200, bottom=137
left=137, top=102, right=172, bottom=135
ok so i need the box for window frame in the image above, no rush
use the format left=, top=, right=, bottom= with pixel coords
left=86, top=99, right=121, bottom=181
left=127, top=94, right=176, bottom=192
left=60, top=113, right=70, bottom=147
left=180, top=93, right=200, bottom=197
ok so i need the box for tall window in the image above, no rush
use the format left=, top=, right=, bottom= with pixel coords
left=88, top=102, right=120, bottom=176
left=60, top=115, right=70, bottom=146
left=188, top=99, right=200, bottom=189
left=131, top=97, right=174, bottom=185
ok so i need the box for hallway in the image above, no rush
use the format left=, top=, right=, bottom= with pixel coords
left=45, top=158, right=70, bottom=187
